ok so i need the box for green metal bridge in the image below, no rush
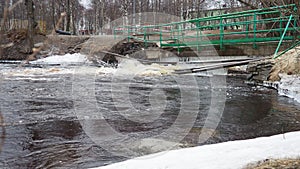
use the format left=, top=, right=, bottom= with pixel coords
left=114, top=4, right=300, bottom=59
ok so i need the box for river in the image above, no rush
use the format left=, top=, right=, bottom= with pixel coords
left=0, top=62, right=299, bottom=169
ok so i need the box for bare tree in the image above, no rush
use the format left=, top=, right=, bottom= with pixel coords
left=66, top=0, right=71, bottom=31
left=25, top=0, right=34, bottom=54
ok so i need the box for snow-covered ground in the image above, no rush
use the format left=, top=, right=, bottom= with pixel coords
left=92, top=131, right=300, bottom=169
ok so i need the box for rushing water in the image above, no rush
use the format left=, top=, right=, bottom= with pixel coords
left=0, top=64, right=299, bottom=169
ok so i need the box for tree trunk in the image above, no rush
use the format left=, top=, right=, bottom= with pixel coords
left=100, top=1, right=105, bottom=34
left=66, top=0, right=71, bottom=32
left=71, top=0, right=77, bottom=35
left=51, top=1, right=56, bottom=30
left=25, top=0, right=34, bottom=54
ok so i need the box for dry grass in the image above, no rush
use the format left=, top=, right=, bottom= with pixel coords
left=244, top=158, right=300, bottom=169
left=269, top=46, right=300, bottom=81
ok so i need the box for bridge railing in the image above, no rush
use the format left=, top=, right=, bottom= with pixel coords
left=114, top=4, right=299, bottom=53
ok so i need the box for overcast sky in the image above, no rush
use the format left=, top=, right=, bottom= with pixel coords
left=79, top=0, right=91, bottom=9
left=78, top=0, right=229, bottom=10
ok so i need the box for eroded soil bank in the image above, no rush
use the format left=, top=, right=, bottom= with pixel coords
left=0, top=30, right=90, bottom=60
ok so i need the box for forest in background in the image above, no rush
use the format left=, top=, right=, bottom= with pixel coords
left=0, top=0, right=299, bottom=57
left=0, top=0, right=298, bottom=35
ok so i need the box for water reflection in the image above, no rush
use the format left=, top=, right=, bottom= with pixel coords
left=0, top=71, right=299, bottom=168
left=0, top=112, right=5, bottom=154
left=223, top=94, right=273, bottom=125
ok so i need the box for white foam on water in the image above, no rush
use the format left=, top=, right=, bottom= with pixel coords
left=94, top=58, right=226, bottom=77
left=30, top=53, right=90, bottom=65
left=113, top=59, right=179, bottom=76
left=1, top=53, right=228, bottom=78
left=0, top=67, right=76, bottom=81
left=1, top=54, right=90, bottom=79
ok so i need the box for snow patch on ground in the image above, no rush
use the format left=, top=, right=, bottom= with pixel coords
left=92, top=131, right=300, bottom=169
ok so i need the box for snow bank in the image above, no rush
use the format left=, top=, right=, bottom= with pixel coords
left=30, top=53, right=90, bottom=65
left=92, top=131, right=300, bottom=169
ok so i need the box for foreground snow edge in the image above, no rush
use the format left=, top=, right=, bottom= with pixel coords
left=92, top=131, right=300, bottom=169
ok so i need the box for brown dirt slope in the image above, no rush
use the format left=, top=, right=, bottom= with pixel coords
left=0, top=29, right=46, bottom=60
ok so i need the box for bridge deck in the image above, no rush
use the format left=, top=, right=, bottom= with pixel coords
left=114, top=4, right=300, bottom=58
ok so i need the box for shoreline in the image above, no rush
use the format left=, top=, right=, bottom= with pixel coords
left=264, top=74, right=300, bottom=104
left=91, top=131, right=300, bottom=169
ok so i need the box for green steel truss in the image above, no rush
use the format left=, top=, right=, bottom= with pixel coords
left=113, top=4, right=300, bottom=58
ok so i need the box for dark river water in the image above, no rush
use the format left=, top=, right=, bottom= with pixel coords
left=0, top=64, right=299, bottom=169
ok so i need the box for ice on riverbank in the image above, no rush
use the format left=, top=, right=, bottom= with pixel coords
left=92, top=131, right=300, bottom=169
left=263, top=45, right=300, bottom=103
left=277, top=74, right=300, bottom=103
left=264, top=74, right=300, bottom=103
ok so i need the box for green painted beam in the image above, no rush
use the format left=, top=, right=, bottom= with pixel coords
left=114, top=4, right=299, bottom=54
left=274, top=14, right=294, bottom=58
left=160, top=36, right=299, bottom=47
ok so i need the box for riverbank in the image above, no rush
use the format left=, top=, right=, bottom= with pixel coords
left=245, top=158, right=300, bottom=169
left=0, top=30, right=44, bottom=60
left=243, top=45, right=300, bottom=104
left=0, top=30, right=90, bottom=60
left=263, top=46, right=300, bottom=103
left=91, top=131, right=300, bottom=169
left=264, top=74, right=300, bottom=103
left=269, top=46, right=300, bottom=81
